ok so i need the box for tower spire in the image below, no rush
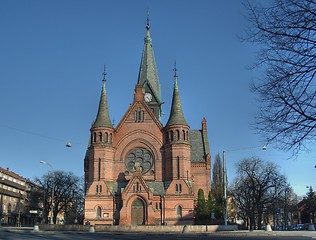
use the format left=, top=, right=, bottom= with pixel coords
left=92, top=65, right=113, bottom=128
left=166, top=62, right=188, bottom=126
left=137, top=12, right=162, bottom=120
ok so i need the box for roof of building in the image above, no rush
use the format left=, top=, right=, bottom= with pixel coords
left=137, top=19, right=162, bottom=104
left=92, top=67, right=113, bottom=128
left=165, top=68, right=188, bottom=126
left=0, top=167, right=26, bottom=181
left=189, top=130, right=209, bottom=162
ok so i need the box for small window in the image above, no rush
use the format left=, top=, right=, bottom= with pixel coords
left=96, top=207, right=101, bottom=218
left=176, top=130, right=180, bottom=140
left=177, top=206, right=182, bottom=218
left=100, top=185, right=102, bottom=193
left=182, top=130, right=186, bottom=140
left=105, top=132, right=108, bottom=143
left=179, top=184, right=182, bottom=193
left=99, top=132, right=102, bottom=142
left=96, top=185, right=99, bottom=193
left=175, top=184, right=178, bottom=192
left=170, top=130, right=174, bottom=141
left=93, top=132, right=97, bottom=143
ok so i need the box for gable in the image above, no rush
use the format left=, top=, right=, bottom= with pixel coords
left=116, top=100, right=163, bottom=133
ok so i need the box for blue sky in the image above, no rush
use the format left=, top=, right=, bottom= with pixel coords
left=0, top=0, right=314, bottom=196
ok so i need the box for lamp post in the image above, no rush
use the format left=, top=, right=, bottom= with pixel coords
left=222, top=145, right=267, bottom=226
left=0, top=177, right=4, bottom=227
left=40, top=161, right=55, bottom=224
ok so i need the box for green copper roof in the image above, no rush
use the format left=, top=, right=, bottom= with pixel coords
left=137, top=21, right=162, bottom=104
left=166, top=69, right=188, bottom=126
left=92, top=70, right=113, bottom=128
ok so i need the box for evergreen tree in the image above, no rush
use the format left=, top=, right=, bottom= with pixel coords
left=196, top=188, right=208, bottom=220
left=211, top=153, right=223, bottom=218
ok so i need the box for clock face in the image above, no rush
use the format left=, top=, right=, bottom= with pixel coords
left=144, top=92, right=152, bottom=102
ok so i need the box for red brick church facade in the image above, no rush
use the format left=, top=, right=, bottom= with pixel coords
left=84, top=20, right=211, bottom=226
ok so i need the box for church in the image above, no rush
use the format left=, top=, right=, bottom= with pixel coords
left=84, top=18, right=211, bottom=226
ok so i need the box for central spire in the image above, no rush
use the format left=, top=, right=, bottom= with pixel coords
left=137, top=12, right=162, bottom=119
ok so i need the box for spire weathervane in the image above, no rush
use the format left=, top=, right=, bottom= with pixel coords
left=173, top=60, right=178, bottom=79
left=102, top=64, right=107, bottom=83
left=146, top=10, right=150, bottom=30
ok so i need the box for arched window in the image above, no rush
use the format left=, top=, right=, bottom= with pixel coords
left=105, top=132, right=108, bottom=143
left=179, top=184, right=182, bottom=193
left=96, top=206, right=101, bottom=218
left=96, top=185, right=99, bottom=193
left=99, top=185, right=102, bottom=193
left=177, top=206, right=182, bottom=218
left=109, top=133, right=112, bottom=143
left=176, top=130, right=180, bottom=140
left=182, top=130, right=186, bottom=140
left=186, top=131, right=189, bottom=140
left=98, top=132, right=102, bottom=142
left=175, top=184, right=179, bottom=192
left=93, top=132, right=97, bottom=143
left=170, top=130, right=174, bottom=141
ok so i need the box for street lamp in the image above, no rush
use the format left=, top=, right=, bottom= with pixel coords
left=40, top=161, right=55, bottom=224
left=222, top=145, right=267, bottom=226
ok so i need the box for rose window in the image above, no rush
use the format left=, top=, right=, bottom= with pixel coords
left=125, top=148, right=153, bottom=174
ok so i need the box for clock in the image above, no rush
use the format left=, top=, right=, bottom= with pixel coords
left=144, top=92, right=152, bottom=102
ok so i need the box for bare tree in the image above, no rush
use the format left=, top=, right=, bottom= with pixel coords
left=243, top=0, right=316, bottom=154
left=232, top=157, right=289, bottom=229
left=35, top=171, right=83, bottom=224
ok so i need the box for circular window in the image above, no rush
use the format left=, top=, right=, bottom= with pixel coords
left=125, top=148, right=153, bottom=174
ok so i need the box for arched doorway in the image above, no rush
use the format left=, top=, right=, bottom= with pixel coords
left=131, top=198, right=145, bottom=225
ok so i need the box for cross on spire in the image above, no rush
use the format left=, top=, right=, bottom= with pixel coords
left=146, top=10, right=150, bottom=30
left=173, top=60, right=178, bottom=79
left=102, top=64, right=107, bottom=83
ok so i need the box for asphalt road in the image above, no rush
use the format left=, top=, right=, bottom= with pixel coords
left=1, top=231, right=316, bottom=240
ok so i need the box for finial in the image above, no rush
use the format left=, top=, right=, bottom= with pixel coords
left=173, top=60, right=178, bottom=79
left=146, top=10, right=150, bottom=30
left=102, top=64, right=107, bottom=83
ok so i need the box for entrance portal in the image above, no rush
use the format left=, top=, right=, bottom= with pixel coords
left=131, top=198, right=145, bottom=225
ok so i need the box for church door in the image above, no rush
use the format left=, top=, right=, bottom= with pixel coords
left=131, top=198, right=145, bottom=225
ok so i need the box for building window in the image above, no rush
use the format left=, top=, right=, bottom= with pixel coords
left=98, top=158, right=101, bottom=181
left=177, top=156, right=180, bottom=179
left=96, top=185, right=99, bottom=193
left=182, top=130, right=186, bottom=140
left=99, top=132, right=102, bottom=142
left=175, top=184, right=178, bottom=192
left=99, top=185, right=102, bottom=193
left=177, top=206, right=182, bottom=218
left=134, top=108, right=145, bottom=122
left=96, top=207, right=101, bottom=218
left=93, top=132, right=97, bottom=143
left=105, top=132, right=108, bottom=143
left=179, top=184, right=182, bottom=193
left=170, top=130, right=174, bottom=141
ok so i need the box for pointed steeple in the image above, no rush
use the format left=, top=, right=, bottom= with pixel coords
left=92, top=66, right=113, bottom=128
left=166, top=63, right=188, bottom=126
left=137, top=12, right=162, bottom=119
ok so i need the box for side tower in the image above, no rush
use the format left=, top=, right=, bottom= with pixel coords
left=162, top=65, right=195, bottom=224
left=84, top=67, right=116, bottom=225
